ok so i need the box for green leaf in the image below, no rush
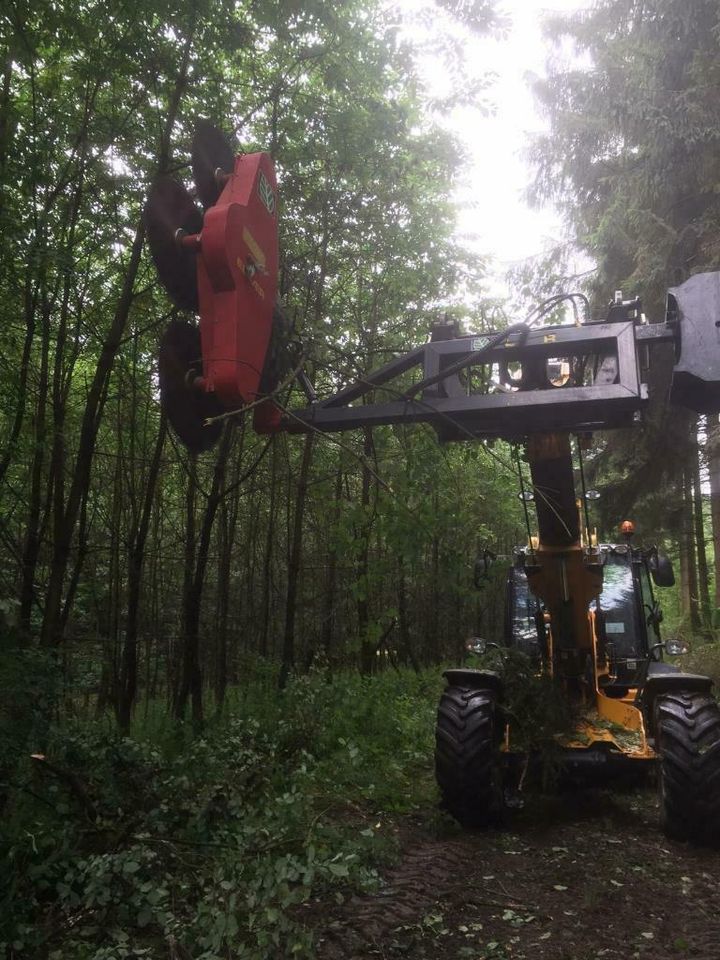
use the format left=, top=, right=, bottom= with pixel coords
left=137, top=906, right=153, bottom=928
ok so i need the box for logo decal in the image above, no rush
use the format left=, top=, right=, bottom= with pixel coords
left=258, top=171, right=276, bottom=216
left=242, top=226, right=266, bottom=269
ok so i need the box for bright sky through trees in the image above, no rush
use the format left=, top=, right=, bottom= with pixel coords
left=400, top=0, right=593, bottom=297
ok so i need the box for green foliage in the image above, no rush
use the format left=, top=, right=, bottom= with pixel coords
left=527, top=0, right=720, bottom=581
left=680, top=642, right=720, bottom=689
left=0, top=0, right=512, bottom=704
left=0, top=631, right=55, bottom=775
left=532, top=0, right=720, bottom=306
left=497, top=651, right=576, bottom=755
left=473, top=648, right=576, bottom=755
left=468, top=648, right=578, bottom=789
left=0, top=668, right=441, bottom=959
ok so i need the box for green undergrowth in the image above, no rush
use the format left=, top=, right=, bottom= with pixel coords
left=470, top=649, right=576, bottom=745
left=679, top=641, right=720, bottom=688
left=465, top=648, right=584, bottom=789
left=1, top=667, right=442, bottom=960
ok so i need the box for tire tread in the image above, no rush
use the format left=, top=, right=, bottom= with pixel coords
left=655, top=690, right=720, bottom=846
left=434, top=685, right=503, bottom=828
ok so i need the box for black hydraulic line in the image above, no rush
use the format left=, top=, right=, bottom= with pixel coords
left=296, top=367, right=318, bottom=403
left=403, top=322, right=529, bottom=399
left=576, top=436, right=592, bottom=546
left=401, top=292, right=588, bottom=402
left=526, top=292, right=591, bottom=326
left=515, top=445, right=535, bottom=557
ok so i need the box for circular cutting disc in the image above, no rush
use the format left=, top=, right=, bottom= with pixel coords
left=144, top=176, right=203, bottom=312
left=191, top=119, right=235, bottom=209
left=159, top=320, right=224, bottom=453
left=258, top=304, right=292, bottom=396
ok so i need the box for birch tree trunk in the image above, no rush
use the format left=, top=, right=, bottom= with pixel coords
left=707, top=416, right=720, bottom=612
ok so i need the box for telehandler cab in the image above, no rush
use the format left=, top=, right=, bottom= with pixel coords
left=145, top=123, right=720, bottom=845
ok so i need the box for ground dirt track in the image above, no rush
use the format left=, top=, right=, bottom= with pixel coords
left=313, top=788, right=720, bottom=960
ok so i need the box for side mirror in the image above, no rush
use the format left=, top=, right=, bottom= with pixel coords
left=466, top=637, right=498, bottom=656
left=665, top=638, right=690, bottom=656
left=473, top=549, right=496, bottom=588
left=649, top=550, right=675, bottom=588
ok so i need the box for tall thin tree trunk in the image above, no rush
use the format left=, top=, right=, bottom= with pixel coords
left=279, top=433, right=314, bottom=690
left=0, top=47, right=14, bottom=224
left=215, top=497, right=231, bottom=706
left=0, top=265, right=40, bottom=488
left=174, top=454, right=198, bottom=709
left=320, top=461, right=343, bottom=673
left=692, top=430, right=711, bottom=632
left=707, top=416, right=720, bottom=613
left=107, top=430, right=124, bottom=708
left=176, top=426, right=234, bottom=730
left=427, top=489, right=440, bottom=664
left=41, top=223, right=145, bottom=649
left=117, top=415, right=167, bottom=731
left=260, top=444, right=278, bottom=658
left=40, top=33, right=194, bottom=650
left=358, top=428, right=374, bottom=675
left=18, top=298, right=51, bottom=639
left=397, top=555, right=420, bottom=673
left=148, top=500, right=162, bottom=706
left=681, top=464, right=701, bottom=633
left=245, top=494, right=260, bottom=655
left=214, top=423, right=244, bottom=706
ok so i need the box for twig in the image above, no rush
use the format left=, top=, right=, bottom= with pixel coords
left=273, top=400, right=396, bottom=497
left=30, top=754, right=98, bottom=821
left=202, top=355, right=307, bottom=427
left=465, top=893, right=549, bottom=919
left=167, top=934, right=194, bottom=960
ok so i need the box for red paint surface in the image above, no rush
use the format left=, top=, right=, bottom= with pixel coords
left=252, top=398, right=284, bottom=433
left=196, top=153, right=279, bottom=408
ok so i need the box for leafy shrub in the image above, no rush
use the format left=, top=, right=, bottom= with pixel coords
left=681, top=642, right=720, bottom=688
left=467, top=647, right=579, bottom=788
left=0, top=667, right=441, bottom=959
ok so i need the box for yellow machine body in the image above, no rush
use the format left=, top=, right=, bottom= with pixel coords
left=514, top=432, right=657, bottom=761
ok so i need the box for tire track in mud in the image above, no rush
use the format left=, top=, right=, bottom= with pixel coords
left=318, top=838, right=471, bottom=958
left=315, top=790, right=720, bottom=960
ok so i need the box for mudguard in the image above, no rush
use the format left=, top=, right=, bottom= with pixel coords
left=442, top=668, right=503, bottom=697
left=640, top=667, right=713, bottom=735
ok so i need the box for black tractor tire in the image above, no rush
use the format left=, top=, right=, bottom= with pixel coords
left=654, top=690, right=720, bottom=846
left=435, top=685, right=505, bottom=828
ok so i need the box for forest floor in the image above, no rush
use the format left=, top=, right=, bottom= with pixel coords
left=311, top=786, right=720, bottom=960
left=7, top=667, right=720, bottom=959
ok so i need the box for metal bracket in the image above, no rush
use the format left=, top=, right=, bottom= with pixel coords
left=280, top=320, right=670, bottom=440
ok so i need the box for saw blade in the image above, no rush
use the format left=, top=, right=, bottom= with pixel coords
left=258, top=304, right=293, bottom=397
left=191, top=119, right=235, bottom=209
left=144, top=176, right=203, bottom=312
left=159, top=320, right=224, bottom=453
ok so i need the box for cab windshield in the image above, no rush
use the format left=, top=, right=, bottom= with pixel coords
left=508, top=566, right=542, bottom=656
left=592, top=554, right=643, bottom=660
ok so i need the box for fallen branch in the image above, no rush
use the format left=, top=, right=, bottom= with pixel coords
left=30, top=753, right=98, bottom=822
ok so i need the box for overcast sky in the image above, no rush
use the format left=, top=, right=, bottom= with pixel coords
left=400, top=0, right=593, bottom=297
